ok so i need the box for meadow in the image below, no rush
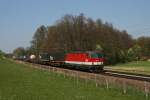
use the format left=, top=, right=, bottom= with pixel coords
left=108, top=61, right=150, bottom=75
left=0, top=59, right=147, bottom=100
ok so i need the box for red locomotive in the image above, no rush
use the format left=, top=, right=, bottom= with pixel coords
left=65, top=51, right=104, bottom=71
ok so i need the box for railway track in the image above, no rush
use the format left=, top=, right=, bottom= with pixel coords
left=18, top=60, right=150, bottom=82
left=102, top=70, right=150, bottom=82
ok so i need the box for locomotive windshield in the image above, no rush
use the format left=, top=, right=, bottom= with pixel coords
left=90, top=52, right=103, bottom=58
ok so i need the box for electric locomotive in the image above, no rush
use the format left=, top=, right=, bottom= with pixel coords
left=65, top=51, right=104, bottom=71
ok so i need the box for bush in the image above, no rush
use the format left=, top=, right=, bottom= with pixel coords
left=0, top=50, right=4, bottom=59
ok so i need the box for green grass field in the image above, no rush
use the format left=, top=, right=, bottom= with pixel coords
left=107, top=61, right=150, bottom=75
left=0, top=59, right=147, bottom=100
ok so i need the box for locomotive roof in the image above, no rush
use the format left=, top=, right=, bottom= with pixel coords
left=68, top=51, right=102, bottom=54
left=39, top=50, right=102, bottom=55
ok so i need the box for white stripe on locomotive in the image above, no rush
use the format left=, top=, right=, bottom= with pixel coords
left=65, top=61, right=103, bottom=65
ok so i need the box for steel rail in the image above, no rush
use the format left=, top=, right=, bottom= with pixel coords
left=103, top=70, right=150, bottom=82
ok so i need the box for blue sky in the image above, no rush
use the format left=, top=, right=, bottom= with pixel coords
left=0, top=0, right=150, bottom=53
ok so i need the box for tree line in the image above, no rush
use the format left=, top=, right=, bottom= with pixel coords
left=13, top=14, right=150, bottom=64
left=0, top=49, right=5, bottom=59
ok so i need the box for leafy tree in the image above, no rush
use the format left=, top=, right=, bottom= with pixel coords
left=0, top=50, right=4, bottom=59
left=132, top=44, right=142, bottom=60
left=127, top=44, right=141, bottom=61
left=127, top=48, right=135, bottom=61
left=13, top=47, right=26, bottom=57
left=137, top=37, right=150, bottom=58
left=30, top=25, right=48, bottom=55
left=96, top=44, right=103, bottom=51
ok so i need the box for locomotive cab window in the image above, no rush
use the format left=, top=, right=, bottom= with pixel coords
left=90, top=53, right=103, bottom=58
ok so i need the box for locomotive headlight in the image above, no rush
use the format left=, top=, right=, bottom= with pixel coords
left=85, top=59, right=88, bottom=62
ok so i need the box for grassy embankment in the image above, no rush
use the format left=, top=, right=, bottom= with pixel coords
left=0, top=59, right=147, bottom=100
left=108, top=61, right=150, bottom=75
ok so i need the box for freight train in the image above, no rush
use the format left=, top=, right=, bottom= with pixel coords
left=21, top=51, right=104, bottom=71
